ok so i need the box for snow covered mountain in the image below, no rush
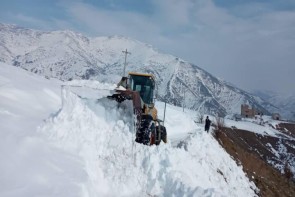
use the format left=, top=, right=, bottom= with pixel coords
left=0, top=23, right=270, bottom=116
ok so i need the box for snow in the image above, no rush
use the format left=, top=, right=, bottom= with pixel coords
left=0, top=62, right=61, bottom=135
left=223, top=116, right=292, bottom=138
left=0, top=62, right=86, bottom=196
left=0, top=62, right=258, bottom=196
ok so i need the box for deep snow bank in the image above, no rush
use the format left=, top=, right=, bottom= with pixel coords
left=41, top=84, right=257, bottom=197
left=0, top=63, right=87, bottom=197
left=0, top=61, right=257, bottom=196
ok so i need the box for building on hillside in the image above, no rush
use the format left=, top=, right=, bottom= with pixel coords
left=241, top=104, right=256, bottom=118
left=272, top=113, right=281, bottom=120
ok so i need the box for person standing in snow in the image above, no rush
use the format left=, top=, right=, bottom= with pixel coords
left=205, top=116, right=211, bottom=133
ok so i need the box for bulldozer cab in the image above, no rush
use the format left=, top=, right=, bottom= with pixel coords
left=128, top=72, right=155, bottom=105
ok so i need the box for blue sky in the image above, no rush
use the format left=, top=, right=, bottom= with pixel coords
left=1, top=0, right=295, bottom=95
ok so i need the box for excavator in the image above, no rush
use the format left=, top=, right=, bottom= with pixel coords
left=108, top=72, right=167, bottom=146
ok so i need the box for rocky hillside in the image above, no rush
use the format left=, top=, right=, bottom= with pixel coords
left=0, top=23, right=271, bottom=116
left=213, top=121, right=295, bottom=196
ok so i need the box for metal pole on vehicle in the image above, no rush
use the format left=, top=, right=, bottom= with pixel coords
left=122, top=49, right=131, bottom=77
left=163, top=101, right=167, bottom=126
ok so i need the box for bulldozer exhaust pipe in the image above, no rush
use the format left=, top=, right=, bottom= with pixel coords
left=163, top=101, right=167, bottom=126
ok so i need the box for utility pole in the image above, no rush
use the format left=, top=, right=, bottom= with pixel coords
left=122, top=49, right=131, bottom=77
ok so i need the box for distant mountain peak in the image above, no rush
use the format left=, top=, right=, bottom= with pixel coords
left=0, top=23, right=275, bottom=117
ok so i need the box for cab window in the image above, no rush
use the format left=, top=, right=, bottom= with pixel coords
left=129, top=75, right=154, bottom=104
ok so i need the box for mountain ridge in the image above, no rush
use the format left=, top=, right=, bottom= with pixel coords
left=253, top=90, right=295, bottom=121
left=0, top=22, right=272, bottom=117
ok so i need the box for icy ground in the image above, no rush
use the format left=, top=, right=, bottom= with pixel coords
left=0, top=62, right=257, bottom=197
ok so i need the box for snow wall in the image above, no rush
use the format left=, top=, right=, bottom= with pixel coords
left=40, top=85, right=258, bottom=197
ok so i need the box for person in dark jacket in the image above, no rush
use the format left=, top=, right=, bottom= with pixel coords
left=205, top=116, right=211, bottom=132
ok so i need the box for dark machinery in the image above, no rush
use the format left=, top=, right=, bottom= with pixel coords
left=108, top=72, right=167, bottom=145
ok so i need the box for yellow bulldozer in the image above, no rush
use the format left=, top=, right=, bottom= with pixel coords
left=108, top=72, right=167, bottom=145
